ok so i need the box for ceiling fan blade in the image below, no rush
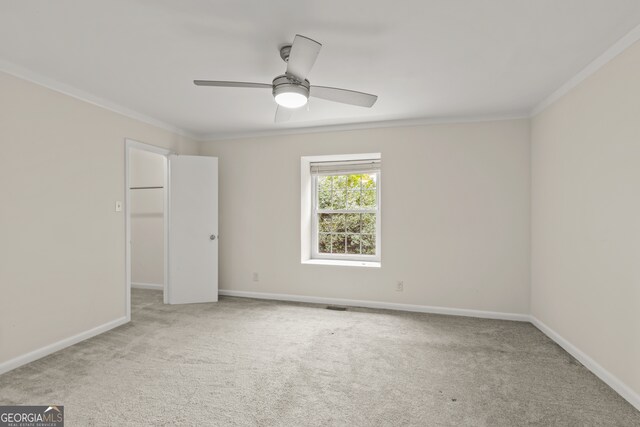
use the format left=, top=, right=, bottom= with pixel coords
left=194, top=80, right=272, bottom=89
left=286, top=35, right=322, bottom=82
left=275, top=105, right=295, bottom=123
left=310, top=86, right=378, bottom=107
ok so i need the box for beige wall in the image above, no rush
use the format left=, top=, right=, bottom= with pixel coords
left=200, top=119, right=531, bottom=315
left=531, top=41, right=640, bottom=396
left=0, top=71, right=198, bottom=365
left=130, top=149, right=165, bottom=286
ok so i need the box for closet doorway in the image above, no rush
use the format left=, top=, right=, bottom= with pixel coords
left=125, top=138, right=219, bottom=318
left=125, top=139, right=170, bottom=317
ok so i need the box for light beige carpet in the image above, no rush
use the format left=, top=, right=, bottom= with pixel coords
left=0, top=289, right=638, bottom=426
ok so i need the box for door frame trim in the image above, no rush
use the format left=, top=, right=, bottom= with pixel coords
left=124, top=138, right=172, bottom=320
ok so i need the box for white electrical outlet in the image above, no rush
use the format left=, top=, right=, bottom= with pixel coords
left=396, top=281, right=404, bottom=292
left=252, top=272, right=259, bottom=282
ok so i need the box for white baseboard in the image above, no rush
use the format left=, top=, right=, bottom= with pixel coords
left=132, top=282, right=163, bottom=290
left=218, top=289, right=530, bottom=322
left=530, top=316, right=640, bottom=412
left=0, top=316, right=129, bottom=376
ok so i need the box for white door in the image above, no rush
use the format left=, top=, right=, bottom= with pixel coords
left=168, top=155, right=218, bottom=304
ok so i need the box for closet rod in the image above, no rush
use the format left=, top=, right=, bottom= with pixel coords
left=129, top=186, right=164, bottom=190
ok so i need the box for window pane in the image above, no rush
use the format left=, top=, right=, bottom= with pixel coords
left=346, top=190, right=361, bottom=208
left=317, top=176, right=332, bottom=209
left=346, top=174, right=361, bottom=190
left=330, top=176, right=347, bottom=209
left=331, top=234, right=346, bottom=253
left=318, top=213, right=333, bottom=233
left=318, top=233, right=331, bottom=254
left=331, top=189, right=346, bottom=209
left=333, top=214, right=346, bottom=233
left=362, top=213, right=376, bottom=234
left=334, top=175, right=347, bottom=188
left=318, top=175, right=331, bottom=188
left=345, top=213, right=361, bottom=233
left=361, top=234, right=376, bottom=255
left=362, top=173, right=376, bottom=189
left=361, top=189, right=376, bottom=208
left=346, top=234, right=361, bottom=254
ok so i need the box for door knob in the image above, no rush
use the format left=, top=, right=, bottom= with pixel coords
left=210, top=234, right=217, bottom=240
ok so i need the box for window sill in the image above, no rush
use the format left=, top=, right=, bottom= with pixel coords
left=302, top=259, right=381, bottom=268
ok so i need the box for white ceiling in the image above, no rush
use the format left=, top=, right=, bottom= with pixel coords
left=1, top=1, right=640, bottom=139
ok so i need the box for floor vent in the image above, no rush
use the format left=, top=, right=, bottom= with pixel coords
left=326, top=306, right=347, bottom=311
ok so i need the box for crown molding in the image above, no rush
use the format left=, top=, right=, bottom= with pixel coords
left=0, top=59, right=199, bottom=141
left=197, top=112, right=531, bottom=142
left=531, top=23, right=640, bottom=117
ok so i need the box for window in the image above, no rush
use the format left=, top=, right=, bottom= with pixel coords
left=310, top=159, right=381, bottom=262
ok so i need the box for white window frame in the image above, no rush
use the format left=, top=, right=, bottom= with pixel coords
left=310, top=164, right=381, bottom=262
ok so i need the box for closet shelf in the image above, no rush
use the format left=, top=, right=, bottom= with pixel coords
left=129, top=186, right=163, bottom=190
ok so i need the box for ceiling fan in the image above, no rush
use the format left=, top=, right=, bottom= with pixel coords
left=194, top=34, right=378, bottom=123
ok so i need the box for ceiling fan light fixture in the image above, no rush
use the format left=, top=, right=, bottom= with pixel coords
left=272, top=75, right=310, bottom=109
left=274, top=90, right=308, bottom=109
